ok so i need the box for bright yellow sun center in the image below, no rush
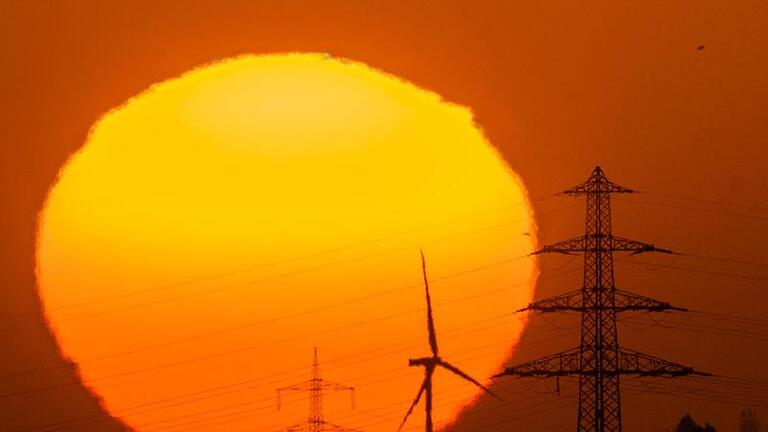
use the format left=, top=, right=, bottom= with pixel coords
left=37, top=53, right=536, bottom=432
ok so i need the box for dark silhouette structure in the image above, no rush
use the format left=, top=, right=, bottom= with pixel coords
left=494, top=167, right=708, bottom=432
left=399, top=251, right=497, bottom=432
left=739, top=409, right=764, bottom=432
left=277, top=348, right=357, bottom=432
left=674, top=414, right=718, bottom=432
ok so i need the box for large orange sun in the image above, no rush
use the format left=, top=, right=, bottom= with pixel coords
left=37, top=54, right=537, bottom=432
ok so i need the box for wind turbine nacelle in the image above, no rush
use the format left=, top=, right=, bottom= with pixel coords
left=409, top=357, right=438, bottom=367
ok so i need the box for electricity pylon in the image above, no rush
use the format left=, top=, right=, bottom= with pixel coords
left=277, top=348, right=358, bottom=432
left=494, top=166, right=708, bottom=432
left=399, top=250, right=498, bottom=432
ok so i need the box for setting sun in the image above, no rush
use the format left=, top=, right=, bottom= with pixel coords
left=36, top=53, right=536, bottom=432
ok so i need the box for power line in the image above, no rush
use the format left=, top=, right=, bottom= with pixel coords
left=642, top=192, right=768, bottom=214
left=617, top=259, right=768, bottom=283
left=139, top=372, right=574, bottom=432
left=678, top=253, right=768, bottom=270
left=0, top=262, right=581, bottom=402
left=27, top=339, right=572, bottom=432
left=13, top=195, right=565, bottom=326
left=620, top=316, right=768, bottom=342
left=614, top=196, right=768, bottom=223
left=687, top=310, right=768, bottom=326
left=1, top=204, right=576, bottom=334
left=19, top=309, right=579, bottom=432
left=0, top=255, right=578, bottom=386
left=20, top=346, right=497, bottom=432
left=4, top=201, right=534, bottom=322
left=19, top=325, right=575, bottom=432
left=623, top=378, right=767, bottom=408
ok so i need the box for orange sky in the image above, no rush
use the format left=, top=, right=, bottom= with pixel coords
left=1, top=2, right=768, bottom=432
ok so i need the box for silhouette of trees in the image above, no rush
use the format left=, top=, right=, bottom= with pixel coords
left=669, top=409, right=764, bottom=432
left=740, top=409, right=764, bottom=432
left=672, top=414, right=717, bottom=432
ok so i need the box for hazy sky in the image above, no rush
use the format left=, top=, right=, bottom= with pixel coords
left=1, top=1, right=767, bottom=432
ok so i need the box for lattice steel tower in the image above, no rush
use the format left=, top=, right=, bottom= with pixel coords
left=494, top=166, right=708, bottom=432
left=277, top=348, right=357, bottom=432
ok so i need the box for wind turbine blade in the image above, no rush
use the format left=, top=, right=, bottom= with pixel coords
left=420, top=249, right=439, bottom=357
left=438, top=360, right=501, bottom=400
left=398, top=377, right=428, bottom=432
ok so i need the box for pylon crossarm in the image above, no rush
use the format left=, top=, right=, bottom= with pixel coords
left=532, top=235, right=673, bottom=256
left=320, top=381, right=354, bottom=391
left=320, top=381, right=355, bottom=408
left=614, top=290, right=687, bottom=312
left=278, top=382, right=312, bottom=392
left=517, top=290, right=582, bottom=313
left=532, top=235, right=586, bottom=255
left=518, top=289, right=685, bottom=313
left=282, top=424, right=304, bottom=432
left=618, top=349, right=710, bottom=377
left=324, top=422, right=364, bottom=432
left=610, top=236, right=674, bottom=255
left=277, top=381, right=312, bottom=409
left=493, top=349, right=581, bottom=378
left=562, top=166, right=635, bottom=195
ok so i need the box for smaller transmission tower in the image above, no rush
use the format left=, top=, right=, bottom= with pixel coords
left=277, top=348, right=358, bottom=432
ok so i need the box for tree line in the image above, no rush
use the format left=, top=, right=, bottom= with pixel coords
left=671, top=409, right=764, bottom=432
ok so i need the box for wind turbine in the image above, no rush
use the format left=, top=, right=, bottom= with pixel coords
left=398, top=250, right=499, bottom=432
